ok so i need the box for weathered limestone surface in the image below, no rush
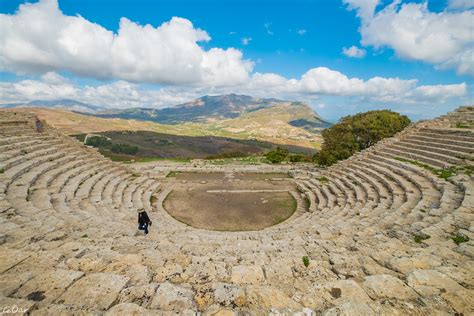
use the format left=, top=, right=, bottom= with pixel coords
left=230, top=265, right=265, bottom=285
left=406, top=269, right=464, bottom=296
left=362, top=274, right=418, bottom=300
left=149, top=282, right=196, bottom=310
left=56, top=273, right=128, bottom=310
left=13, top=269, right=84, bottom=306
left=0, top=107, right=473, bottom=313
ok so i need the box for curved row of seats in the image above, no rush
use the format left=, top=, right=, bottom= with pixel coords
left=0, top=108, right=472, bottom=314
left=0, top=113, right=163, bottom=247
left=295, top=108, right=472, bottom=251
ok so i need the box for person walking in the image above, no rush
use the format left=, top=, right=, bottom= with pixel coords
left=35, top=116, right=43, bottom=133
left=138, top=209, right=152, bottom=235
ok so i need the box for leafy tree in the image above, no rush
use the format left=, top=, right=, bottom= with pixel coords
left=265, top=146, right=289, bottom=163
left=314, top=110, right=410, bottom=166
left=111, top=143, right=139, bottom=155
left=86, top=136, right=112, bottom=148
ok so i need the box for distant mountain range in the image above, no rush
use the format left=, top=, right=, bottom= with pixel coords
left=0, top=99, right=106, bottom=113
left=96, top=94, right=283, bottom=123
left=1, top=94, right=330, bottom=129
left=1, top=94, right=331, bottom=149
left=95, top=94, right=331, bottom=131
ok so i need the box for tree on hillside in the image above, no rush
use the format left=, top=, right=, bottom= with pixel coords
left=313, top=110, right=410, bottom=166
left=111, top=143, right=139, bottom=155
left=86, top=136, right=111, bottom=148
left=265, top=147, right=289, bottom=163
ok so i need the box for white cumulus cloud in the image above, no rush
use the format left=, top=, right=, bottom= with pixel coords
left=0, top=0, right=253, bottom=86
left=0, top=0, right=469, bottom=114
left=344, top=0, right=474, bottom=76
left=343, top=0, right=380, bottom=20
left=342, top=45, right=366, bottom=58
left=0, top=69, right=467, bottom=109
left=448, top=0, right=474, bottom=10
left=241, top=37, right=252, bottom=45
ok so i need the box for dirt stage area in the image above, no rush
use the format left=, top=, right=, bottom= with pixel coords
left=162, top=172, right=298, bottom=231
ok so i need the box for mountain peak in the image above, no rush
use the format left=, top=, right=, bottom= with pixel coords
left=94, top=94, right=331, bottom=131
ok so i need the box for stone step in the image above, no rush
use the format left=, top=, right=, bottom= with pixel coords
left=380, top=147, right=451, bottom=169
left=389, top=143, right=462, bottom=165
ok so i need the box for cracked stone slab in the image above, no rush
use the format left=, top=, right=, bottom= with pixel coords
left=323, top=302, right=378, bottom=316
left=301, top=279, right=371, bottom=310
left=407, top=269, right=464, bottom=296
left=105, top=303, right=153, bottom=315
left=56, top=273, right=129, bottom=310
left=149, top=282, right=196, bottom=311
left=441, top=289, right=474, bottom=315
left=230, top=265, right=265, bottom=285
left=0, top=249, right=31, bottom=273
left=363, top=274, right=418, bottom=300
left=29, top=304, right=90, bottom=316
left=0, top=271, right=34, bottom=297
left=246, top=285, right=301, bottom=309
left=13, top=269, right=84, bottom=307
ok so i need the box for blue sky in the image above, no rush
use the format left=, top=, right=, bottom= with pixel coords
left=0, top=0, right=472, bottom=121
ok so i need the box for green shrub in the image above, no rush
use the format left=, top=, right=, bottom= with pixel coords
left=451, top=234, right=469, bottom=245
left=414, top=234, right=431, bottom=243
left=302, top=256, right=310, bottom=267
left=316, top=176, right=329, bottom=183
left=314, top=110, right=410, bottom=166
left=455, top=122, right=470, bottom=128
left=394, top=157, right=457, bottom=180
left=288, top=153, right=309, bottom=163
left=265, top=147, right=289, bottom=164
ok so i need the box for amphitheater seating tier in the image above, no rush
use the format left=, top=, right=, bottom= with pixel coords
left=0, top=107, right=473, bottom=314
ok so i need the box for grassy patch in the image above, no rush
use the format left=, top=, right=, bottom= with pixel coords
left=207, top=156, right=266, bottom=165
left=455, top=122, right=472, bottom=129
left=0, top=167, right=4, bottom=174
left=273, top=194, right=297, bottom=218
left=150, top=195, right=158, bottom=205
left=98, top=149, right=134, bottom=162
left=302, top=256, right=310, bottom=267
left=274, top=215, right=287, bottom=225
left=463, top=165, right=474, bottom=176
left=393, top=156, right=456, bottom=180
left=316, top=176, right=329, bottom=183
left=451, top=234, right=469, bottom=245
left=414, top=234, right=431, bottom=243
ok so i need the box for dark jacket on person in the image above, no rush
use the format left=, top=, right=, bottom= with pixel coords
left=138, top=211, right=151, bottom=226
